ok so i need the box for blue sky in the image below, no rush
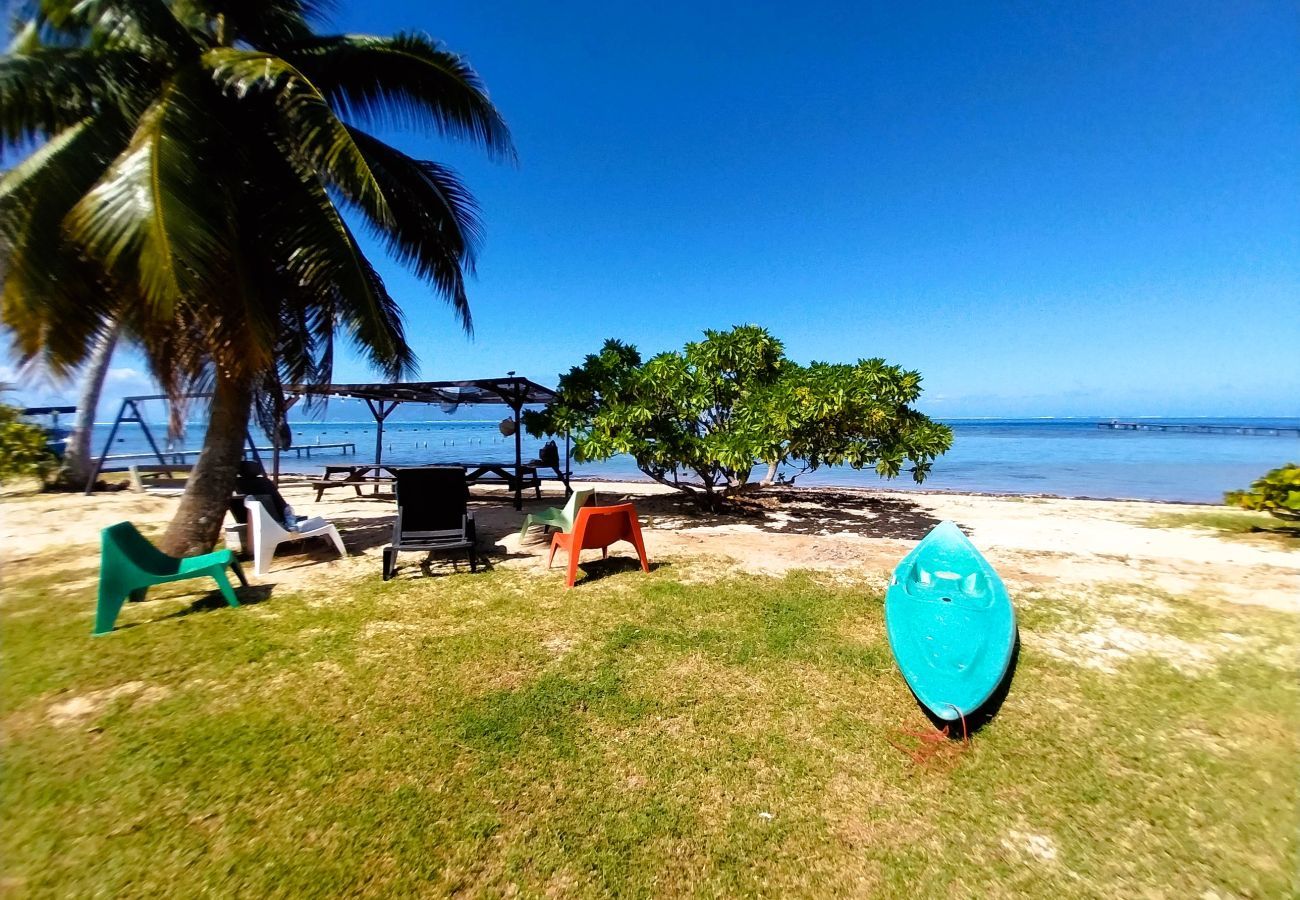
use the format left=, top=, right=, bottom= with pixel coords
left=6, top=0, right=1298, bottom=418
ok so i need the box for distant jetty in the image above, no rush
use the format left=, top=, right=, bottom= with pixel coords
left=1099, top=421, right=1298, bottom=437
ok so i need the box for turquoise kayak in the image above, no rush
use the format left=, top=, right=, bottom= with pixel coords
left=885, top=521, right=1016, bottom=722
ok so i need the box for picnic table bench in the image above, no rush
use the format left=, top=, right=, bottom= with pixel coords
left=128, top=463, right=194, bottom=493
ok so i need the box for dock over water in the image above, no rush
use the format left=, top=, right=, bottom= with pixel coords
left=1099, top=421, right=1299, bottom=437
left=95, top=441, right=357, bottom=468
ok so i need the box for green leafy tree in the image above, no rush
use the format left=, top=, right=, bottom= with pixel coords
left=526, top=325, right=953, bottom=508
left=0, top=402, right=56, bottom=484
left=1225, top=463, right=1300, bottom=520
left=0, top=0, right=512, bottom=553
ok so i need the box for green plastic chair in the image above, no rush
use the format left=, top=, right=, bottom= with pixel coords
left=95, top=522, right=248, bottom=636
left=518, top=488, right=595, bottom=541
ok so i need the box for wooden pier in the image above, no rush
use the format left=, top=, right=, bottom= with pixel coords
left=96, top=441, right=356, bottom=468
left=1098, top=421, right=1298, bottom=437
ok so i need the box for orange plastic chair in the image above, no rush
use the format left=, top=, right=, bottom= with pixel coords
left=546, top=503, right=650, bottom=587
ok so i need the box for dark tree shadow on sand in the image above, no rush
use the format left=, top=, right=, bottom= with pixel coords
left=595, top=486, right=951, bottom=540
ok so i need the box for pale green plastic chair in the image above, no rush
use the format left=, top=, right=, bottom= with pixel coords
left=518, top=488, right=595, bottom=541
left=95, top=522, right=248, bottom=636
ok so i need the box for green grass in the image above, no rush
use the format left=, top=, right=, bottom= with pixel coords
left=1145, top=509, right=1300, bottom=545
left=2, top=554, right=1297, bottom=897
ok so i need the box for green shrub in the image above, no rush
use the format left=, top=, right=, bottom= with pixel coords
left=0, top=403, right=57, bottom=485
left=1224, top=463, right=1300, bottom=520
left=526, top=325, right=952, bottom=507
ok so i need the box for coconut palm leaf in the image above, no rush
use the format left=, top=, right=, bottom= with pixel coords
left=243, top=137, right=413, bottom=379
left=64, top=0, right=197, bottom=58
left=0, top=113, right=130, bottom=368
left=64, top=70, right=235, bottom=320
left=203, top=47, right=395, bottom=228
left=170, top=0, right=337, bottom=48
left=346, top=126, right=481, bottom=331
left=0, top=47, right=156, bottom=142
left=5, top=3, right=88, bottom=52
left=282, top=33, right=515, bottom=159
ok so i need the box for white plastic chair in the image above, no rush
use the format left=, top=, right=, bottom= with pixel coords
left=245, top=496, right=346, bottom=576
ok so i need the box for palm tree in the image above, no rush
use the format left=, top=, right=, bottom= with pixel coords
left=0, top=0, right=513, bottom=554
left=60, top=323, right=120, bottom=488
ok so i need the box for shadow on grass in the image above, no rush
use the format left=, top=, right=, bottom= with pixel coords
left=1145, top=511, right=1300, bottom=545
left=1247, top=524, right=1300, bottom=539
left=115, top=583, right=275, bottom=631
left=560, top=555, right=667, bottom=585
left=381, top=541, right=541, bottom=581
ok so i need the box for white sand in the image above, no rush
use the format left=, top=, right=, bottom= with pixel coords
left=2, top=478, right=1296, bottom=612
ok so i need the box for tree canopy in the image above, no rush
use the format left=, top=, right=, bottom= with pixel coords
left=1225, top=463, right=1300, bottom=520
left=0, top=402, right=56, bottom=484
left=526, top=325, right=953, bottom=506
left=0, top=0, right=512, bottom=551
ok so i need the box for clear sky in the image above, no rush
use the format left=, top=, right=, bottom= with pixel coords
left=6, top=1, right=1299, bottom=418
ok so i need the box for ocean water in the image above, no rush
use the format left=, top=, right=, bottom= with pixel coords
left=89, top=412, right=1298, bottom=504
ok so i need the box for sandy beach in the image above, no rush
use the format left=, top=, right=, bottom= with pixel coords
left=5, top=479, right=1296, bottom=615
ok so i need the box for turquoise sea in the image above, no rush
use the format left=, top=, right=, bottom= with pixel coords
left=90, top=411, right=1298, bottom=504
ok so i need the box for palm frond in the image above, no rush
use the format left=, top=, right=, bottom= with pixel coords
left=5, top=2, right=89, bottom=51
left=244, top=139, right=415, bottom=379
left=66, top=0, right=198, bottom=57
left=64, top=70, right=235, bottom=321
left=0, top=113, right=130, bottom=370
left=282, top=32, right=515, bottom=160
left=4, top=4, right=503, bottom=406
left=0, top=48, right=157, bottom=145
left=347, top=126, right=480, bottom=333
left=202, top=47, right=395, bottom=228
left=341, top=227, right=415, bottom=380
left=170, top=0, right=338, bottom=48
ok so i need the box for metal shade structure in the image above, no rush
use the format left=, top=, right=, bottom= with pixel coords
left=286, top=377, right=557, bottom=408
left=284, top=376, right=569, bottom=509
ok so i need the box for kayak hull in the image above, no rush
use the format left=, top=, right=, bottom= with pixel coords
left=885, top=521, right=1016, bottom=721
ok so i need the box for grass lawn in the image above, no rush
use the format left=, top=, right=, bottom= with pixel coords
left=3, top=549, right=1297, bottom=896
left=1144, top=509, right=1300, bottom=546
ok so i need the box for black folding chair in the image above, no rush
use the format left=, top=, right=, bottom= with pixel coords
left=383, top=466, right=478, bottom=580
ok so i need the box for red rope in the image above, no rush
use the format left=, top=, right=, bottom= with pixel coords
left=890, top=704, right=970, bottom=763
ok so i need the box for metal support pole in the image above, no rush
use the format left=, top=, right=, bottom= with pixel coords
left=245, top=433, right=264, bottom=467
left=84, top=399, right=129, bottom=494
left=271, top=396, right=299, bottom=486
left=564, top=430, right=572, bottom=498
left=365, top=399, right=400, bottom=494
left=513, top=400, right=523, bottom=511
left=133, top=400, right=170, bottom=468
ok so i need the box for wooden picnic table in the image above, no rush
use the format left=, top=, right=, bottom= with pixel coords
left=312, top=462, right=569, bottom=505
left=312, top=464, right=397, bottom=500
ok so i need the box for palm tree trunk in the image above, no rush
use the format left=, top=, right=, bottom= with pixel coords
left=58, top=326, right=119, bottom=489
left=159, top=372, right=252, bottom=556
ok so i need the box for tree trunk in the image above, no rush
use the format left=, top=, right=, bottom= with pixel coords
left=56, top=326, right=119, bottom=490
left=160, top=372, right=252, bottom=557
